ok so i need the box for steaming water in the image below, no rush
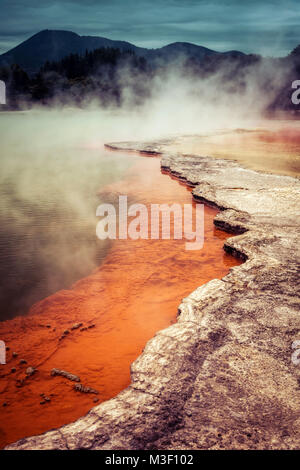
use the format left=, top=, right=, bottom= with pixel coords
left=0, top=131, right=242, bottom=448
left=0, top=111, right=141, bottom=320
left=164, top=125, right=300, bottom=178
left=1, top=110, right=298, bottom=321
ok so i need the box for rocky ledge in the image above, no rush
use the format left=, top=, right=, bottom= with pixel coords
left=6, top=140, right=300, bottom=450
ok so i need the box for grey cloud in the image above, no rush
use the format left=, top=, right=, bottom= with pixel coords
left=0, top=0, right=299, bottom=56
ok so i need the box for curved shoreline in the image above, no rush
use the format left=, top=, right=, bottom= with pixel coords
left=6, top=139, right=300, bottom=450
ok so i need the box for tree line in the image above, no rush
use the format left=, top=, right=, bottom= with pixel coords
left=0, top=47, right=150, bottom=108
left=1, top=44, right=300, bottom=112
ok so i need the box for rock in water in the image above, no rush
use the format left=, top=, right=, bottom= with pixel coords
left=74, top=384, right=99, bottom=395
left=71, top=323, right=83, bottom=330
left=50, top=368, right=80, bottom=382
left=25, top=367, right=36, bottom=377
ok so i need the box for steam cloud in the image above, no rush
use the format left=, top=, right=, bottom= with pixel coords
left=0, top=51, right=295, bottom=319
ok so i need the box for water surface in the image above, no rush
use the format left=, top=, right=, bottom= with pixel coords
left=164, top=124, right=300, bottom=177
left=0, top=112, right=140, bottom=320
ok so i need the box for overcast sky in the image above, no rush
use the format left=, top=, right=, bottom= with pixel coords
left=0, top=0, right=299, bottom=56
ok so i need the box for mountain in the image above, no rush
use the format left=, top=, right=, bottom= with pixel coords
left=0, top=30, right=245, bottom=73
left=147, top=41, right=244, bottom=62
left=0, top=30, right=148, bottom=73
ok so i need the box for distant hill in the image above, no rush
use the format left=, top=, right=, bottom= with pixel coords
left=0, top=29, right=245, bottom=73
left=147, top=41, right=244, bottom=62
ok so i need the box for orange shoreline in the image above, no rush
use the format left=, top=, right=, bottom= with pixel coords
left=0, top=153, right=241, bottom=448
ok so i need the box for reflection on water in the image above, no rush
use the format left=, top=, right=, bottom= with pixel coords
left=0, top=115, right=140, bottom=320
